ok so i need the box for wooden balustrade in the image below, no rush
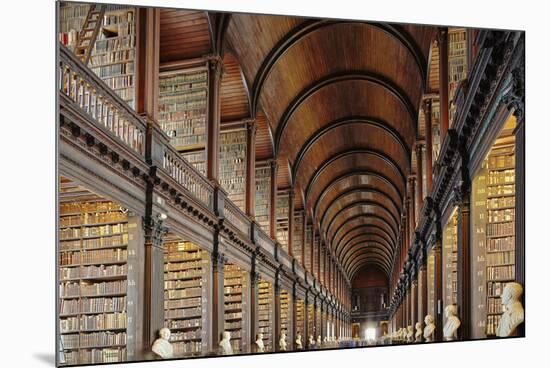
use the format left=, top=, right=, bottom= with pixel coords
left=223, top=199, right=251, bottom=237
left=59, top=45, right=145, bottom=155
left=161, top=143, right=214, bottom=209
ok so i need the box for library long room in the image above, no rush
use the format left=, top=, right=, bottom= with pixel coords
left=57, top=1, right=525, bottom=365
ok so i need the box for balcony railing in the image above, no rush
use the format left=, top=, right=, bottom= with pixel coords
left=223, top=198, right=251, bottom=237
left=58, top=45, right=145, bottom=156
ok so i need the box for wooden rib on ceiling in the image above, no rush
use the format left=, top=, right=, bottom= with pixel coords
left=159, top=9, right=212, bottom=63
left=220, top=53, right=250, bottom=122
left=255, top=111, right=273, bottom=161
left=428, top=40, right=440, bottom=93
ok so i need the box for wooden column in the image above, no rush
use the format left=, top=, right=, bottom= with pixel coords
left=206, top=55, right=223, bottom=182
left=456, top=186, right=471, bottom=340
left=245, top=119, right=257, bottom=218
left=249, top=269, right=260, bottom=352
left=136, top=8, right=160, bottom=121
left=288, top=188, right=295, bottom=256
left=301, top=212, right=307, bottom=268
left=211, top=245, right=225, bottom=349
left=514, top=116, right=525, bottom=337
left=269, top=160, right=278, bottom=239
left=317, top=239, right=321, bottom=280
left=423, top=100, right=434, bottom=192
left=419, top=255, right=428, bottom=328
left=304, top=291, right=310, bottom=346
left=411, top=278, right=418, bottom=332
left=274, top=275, right=281, bottom=351
left=437, top=28, right=450, bottom=140
left=408, top=177, right=416, bottom=237
left=310, top=227, right=315, bottom=275
left=434, top=240, right=443, bottom=341
left=415, top=142, right=424, bottom=220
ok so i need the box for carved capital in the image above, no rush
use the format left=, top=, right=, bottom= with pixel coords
left=206, top=54, right=224, bottom=76
left=142, top=216, right=168, bottom=249
left=502, top=63, right=525, bottom=122
left=244, top=118, right=257, bottom=137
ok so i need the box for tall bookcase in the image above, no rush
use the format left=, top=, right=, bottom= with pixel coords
left=163, top=240, right=209, bottom=357
left=293, top=212, right=303, bottom=264
left=58, top=3, right=91, bottom=50
left=59, top=198, right=130, bottom=365
left=158, top=68, right=208, bottom=175
left=431, top=99, right=442, bottom=164
left=276, top=191, right=289, bottom=252
left=307, top=303, right=315, bottom=340
left=313, top=235, right=319, bottom=279
left=315, top=307, right=322, bottom=340
left=255, top=164, right=271, bottom=233
left=220, top=128, right=247, bottom=211
left=280, top=289, right=291, bottom=346
left=89, top=6, right=137, bottom=109
left=223, top=264, right=248, bottom=353
left=305, top=225, right=312, bottom=271
left=258, top=279, right=274, bottom=351
left=471, top=116, right=517, bottom=338
left=295, top=299, right=305, bottom=337
left=448, top=28, right=468, bottom=126
left=427, top=249, right=436, bottom=318
left=443, top=209, right=458, bottom=308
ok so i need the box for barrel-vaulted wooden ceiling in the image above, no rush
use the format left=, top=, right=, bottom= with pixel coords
left=159, top=9, right=437, bottom=284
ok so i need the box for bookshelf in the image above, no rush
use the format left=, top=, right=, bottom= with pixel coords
left=255, top=164, right=271, bottom=233
left=220, top=128, right=247, bottom=211
left=313, top=234, right=319, bottom=279
left=158, top=68, right=208, bottom=175
left=280, top=290, right=291, bottom=347
left=163, top=240, right=209, bottom=357
left=295, top=299, right=305, bottom=337
left=58, top=3, right=91, bottom=50
left=443, top=209, right=458, bottom=308
left=258, top=279, right=274, bottom=351
left=89, top=6, right=137, bottom=109
left=293, top=213, right=303, bottom=264
left=427, top=249, right=436, bottom=318
left=307, top=303, right=315, bottom=340
left=305, top=225, right=312, bottom=271
left=431, top=99, right=442, bottom=163
left=448, top=28, right=468, bottom=126
left=224, top=264, right=247, bottom=353
left=315, top=306, right=322, bottom=340
left=59, top=198, right=129, bottom=365
left=276, top=191, right=289, bottom=252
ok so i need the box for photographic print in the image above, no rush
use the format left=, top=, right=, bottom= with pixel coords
left=56, top=1, right=525, bottom=365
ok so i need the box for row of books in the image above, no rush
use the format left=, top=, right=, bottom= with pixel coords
left=80, top=312, right=127, bottom=330
left=167, top=134, right=206, bottom=147
left=224, top=321, right=241, bottom=329
left=170, top=330, right=202, bottom=341
left=488, top=153, right=515, bottom=169
left=166, top=318, right=201, bottom=330
left=486, top=251, right=515, bottom=266
left=165, top=251, right=203, bottom=262
left=173, top=341, right=202, bottom=356
left=165, top=306, right=202, bottom=319
left=487, top=209, right=515, bottom=223
left=78, top=347, right=126, bottom=364
left=164, top=287, right=202, bottom=300
left=159, top=80, right=207, bottom=94
left=488, top=170, right=516, bottom=185
left=487, top=184, right=515, bottom=197
left=487, top=265, right=515, bottom=280
left=483, top=224, right=511, bottom=249
left=180, top=151, right=207, bottom=175
left=164, top=279, right=202, bottom=290
left=80, top=331, right=127, bottom=348
left=61, top=263, right=126, bottom=280
left=487, top=298, right=506, bottom=314
left=161, top=118, right=207, bottom=135
left=486, top=314, right=502, bottom=336
left=91, top=62, right=134, bottom=78
left=90, top=49, right=135, bottom=66
left=159, top=108, right=207, bottom=121
left=487, top=196, right=515, bottom=209
left=165, top=269, right=202, bottom=281
left=486, top=222, right=514, bottom=237
left=160, top=71, right=207, bottom=86
left=81, top=235, right=128, bottom=250
left=164, top=297, right=202, bottom=310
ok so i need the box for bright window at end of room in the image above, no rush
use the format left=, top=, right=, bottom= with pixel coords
left=366, top=328, right=376, bottom=341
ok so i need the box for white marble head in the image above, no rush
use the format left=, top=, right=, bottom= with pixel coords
left=159, top=327, right=171, bottom=340
left=223, top=331, right=231, bottom=341
left=424, top=314, right=434, bottom=325
left=445, top=304, right=458, bottom=318
left=415, top=321, right=422, bottom=329
left=502, top=282, right=523, bottom=305
left=256, top=333, right=263, bottom=341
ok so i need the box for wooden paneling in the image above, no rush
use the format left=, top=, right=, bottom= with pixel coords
left=220, top=53, right=250, bottom=122
left=428, top=40, right=440, bottom=93
left=160, top=9, right=211, bottom=63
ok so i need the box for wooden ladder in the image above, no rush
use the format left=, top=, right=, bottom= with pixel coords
left=74, top=4, right=106, bottom=65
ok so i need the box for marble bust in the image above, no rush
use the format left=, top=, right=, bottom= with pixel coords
left=279, top=332, right=287, bottom=351
left=219, top=331, right=234, bottom=355
left=423, top=315, right=436, bottom=342
left=308, top=335, right=315, bottom=348
left=496, top=282, right=524, bottom=337
left=406, top=325, right=414, bottom=343
left=255, top=333, right=265, bottom=353
left=415, top=321, right=423, bottom=342
left=151, top=327, right=174, bottom=359
left=443, top=305, right=461, bottom=341
left=295, top=333, right=303, bottom=349
left=317, top=335, right=322, bottom=347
